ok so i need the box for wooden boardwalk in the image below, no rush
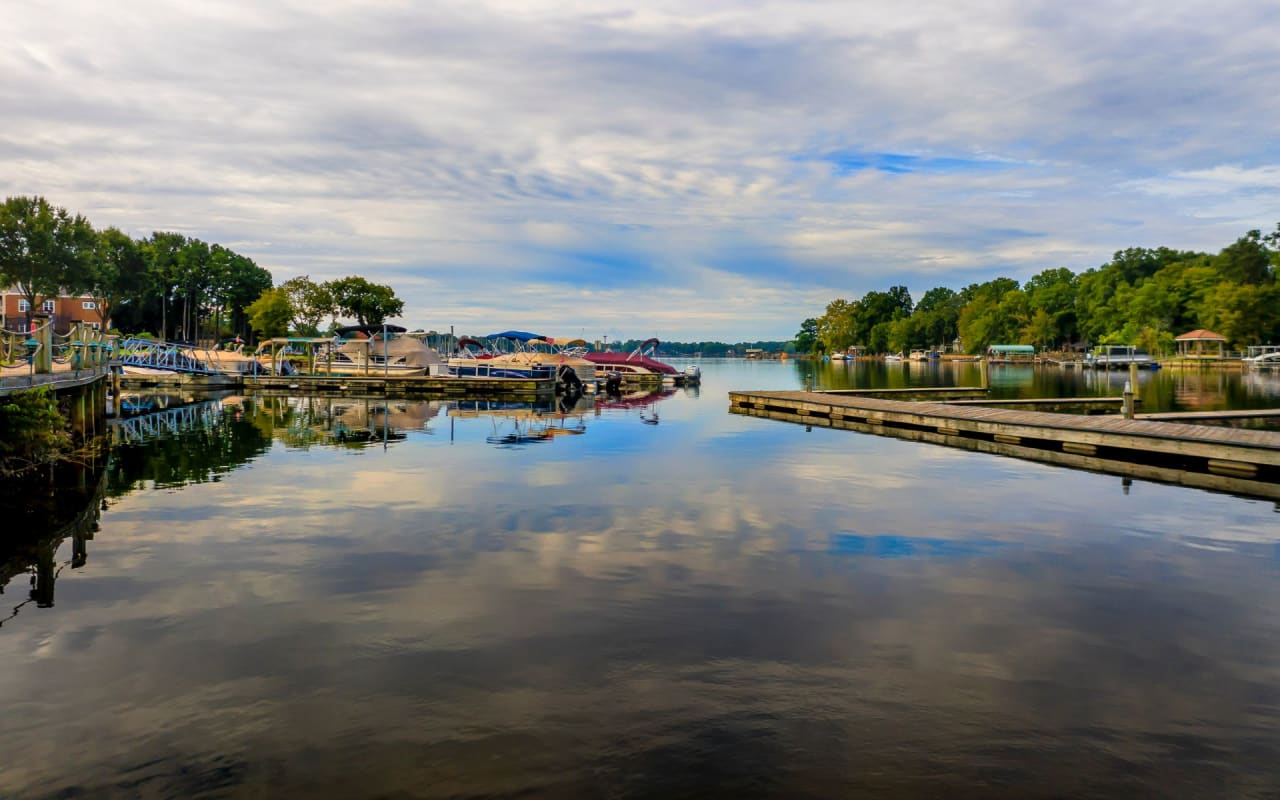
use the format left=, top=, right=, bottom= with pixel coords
left=244, top=373, right=556, bottom=401
left=729, top=390, right=1280, bottom=501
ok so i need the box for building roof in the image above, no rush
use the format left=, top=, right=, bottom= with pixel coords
left=1175, top=329, right=1226, bottom=341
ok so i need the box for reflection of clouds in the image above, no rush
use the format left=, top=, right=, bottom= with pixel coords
left=6, top=362, right=1280, bottom=794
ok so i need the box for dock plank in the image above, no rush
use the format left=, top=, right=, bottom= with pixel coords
left=728, top=390, right=1280, bottom=468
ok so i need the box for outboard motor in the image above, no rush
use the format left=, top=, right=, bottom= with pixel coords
left=605, top=371, right=623, bottom=395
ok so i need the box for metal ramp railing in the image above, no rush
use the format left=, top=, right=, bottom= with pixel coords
left=113, top=338, right=225, bottom=375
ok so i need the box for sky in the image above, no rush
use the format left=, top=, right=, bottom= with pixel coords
left=4, top=0, right=1279, bottom=342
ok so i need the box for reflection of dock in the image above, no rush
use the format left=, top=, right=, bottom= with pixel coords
left=108, top=399, right=226, bottom=445
left=728, top=390, right=1280, bottom=500
left=1, top=468, right=106, bottom=627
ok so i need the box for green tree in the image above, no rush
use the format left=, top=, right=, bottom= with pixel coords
left=325, top=276, right=404, bottom=327
left=247, top=288, right=293, bottom=339
left=281, top=275, right=335, bottom=336
left=816, top=298, right=857, bottom=352
left=0, top=196, right=95, bottom=330
left=794, top=317, right=821, bottom=353
left=87, top=226, right=145, bottom=330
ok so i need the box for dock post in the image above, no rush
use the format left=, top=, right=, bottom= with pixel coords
left=805, top=374, right=813, bottom=392
left=1129, top=362, right=1139, bottom=401
left=979, top=357, right=989, bottom=390
left=1123, top=381, right=1134, bottom=419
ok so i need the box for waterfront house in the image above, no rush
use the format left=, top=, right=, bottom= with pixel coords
left=1, top=286, right=107, bottom=334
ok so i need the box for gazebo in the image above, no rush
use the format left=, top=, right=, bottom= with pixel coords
left=1175, top=329, right=1227, bottom=359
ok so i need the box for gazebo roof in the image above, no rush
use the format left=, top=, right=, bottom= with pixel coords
left=1175, top=329, right=1226, bottom=341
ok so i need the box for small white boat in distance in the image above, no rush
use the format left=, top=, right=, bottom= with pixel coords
left=883, top=353, right=904, bottom=363
left=1245, top=351, right=1280, bottom=369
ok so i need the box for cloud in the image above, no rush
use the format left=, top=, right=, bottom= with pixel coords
left=3, top=0, right=1279, bottom=339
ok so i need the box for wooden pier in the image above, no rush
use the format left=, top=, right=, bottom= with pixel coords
left=728, top=390, right=1280, bottom=501
left=243, top=373, right=555, bottom=402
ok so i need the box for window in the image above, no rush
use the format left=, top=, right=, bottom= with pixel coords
left=18, top=299, right=29, bottom=312
left=82, top=301, right=96, bottom=310
left=42, top=300, right=55, bottom=313
left=88, top=322, right=101, bottom=330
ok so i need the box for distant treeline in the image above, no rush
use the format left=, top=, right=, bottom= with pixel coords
left=797, top=225, right=1280, bottom=355
left=616, top=339, right=792, bottom=356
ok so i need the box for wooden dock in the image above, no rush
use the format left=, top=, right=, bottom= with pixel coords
left=729, top=390, right=1280, bottom=501
left=244, top=373, right=555, bottom=401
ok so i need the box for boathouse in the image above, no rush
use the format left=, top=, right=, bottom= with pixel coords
left=986, top=344, right=1036, bottom=362
left=1175, top=329, right=1227, bottom=359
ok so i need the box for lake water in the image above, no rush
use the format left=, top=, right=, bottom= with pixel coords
left=3, top=360, right=1280, bottom=798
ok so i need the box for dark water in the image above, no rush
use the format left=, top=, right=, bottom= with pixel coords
left=3, top=361, right=1280, bottom=798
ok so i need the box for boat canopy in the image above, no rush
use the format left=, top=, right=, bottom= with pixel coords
left=335, top=324, right=408, bottom=337
left=486, top=330, right=546, bottom=342
left=987, top=344, right=1036, bottom=354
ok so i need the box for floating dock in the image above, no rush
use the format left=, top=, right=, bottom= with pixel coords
left=728, top=390, right=1280, bottom=501
left=243, top=373, right=555, bottom=401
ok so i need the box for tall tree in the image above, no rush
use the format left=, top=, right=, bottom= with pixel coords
left=325, top=276, right=404, bottom=327
left=246, top=288, right=293, bottom=339
left=794, top=317, right=821, bottom=353
left=280, top=275, right=335, bottom=336
left=87, top=226, right=145, bottom=329
left=0, top=196, right=95, bottom=330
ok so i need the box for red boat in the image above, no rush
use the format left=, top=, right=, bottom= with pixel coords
left=583, top=338, right=680, bottom=380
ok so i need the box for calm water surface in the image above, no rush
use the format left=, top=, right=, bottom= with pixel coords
left=3, top=361, right=1280, bottom=798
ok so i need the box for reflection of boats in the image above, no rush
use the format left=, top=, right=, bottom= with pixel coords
left=584, top=338, right=681, bottom=383
left=449, top=397, right=590, bottom=447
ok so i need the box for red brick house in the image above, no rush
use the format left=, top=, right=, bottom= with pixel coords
left=1, top=287, right=108, bottom=333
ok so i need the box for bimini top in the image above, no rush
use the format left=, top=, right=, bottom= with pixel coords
left=335, top=324, right=408, bottom=337
left=486, top=330, right=547, bottom=342
left=986, top=344, right=1036, bottom=354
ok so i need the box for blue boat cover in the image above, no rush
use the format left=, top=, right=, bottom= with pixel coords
left=485, top=330, right=546, bottom=342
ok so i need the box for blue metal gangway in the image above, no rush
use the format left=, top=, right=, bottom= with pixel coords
left=112, top=338, right=225, bottom=375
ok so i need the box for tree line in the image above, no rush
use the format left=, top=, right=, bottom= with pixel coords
left=796, top=226, right=1280, bottom=355
left=0, top=196, right=405, bottom=343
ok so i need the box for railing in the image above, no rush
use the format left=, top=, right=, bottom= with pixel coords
left=113, top=338, right=227, bottom=375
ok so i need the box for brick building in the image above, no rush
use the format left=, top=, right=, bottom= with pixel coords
left=1, top=287, right=108, bottom=333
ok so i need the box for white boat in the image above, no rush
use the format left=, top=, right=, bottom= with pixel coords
left=1085, top=345, right=1159, bottom=370
left=883, top=353, right=904, bottom=363
left=679, top=364, right=701, bottom=385
left=1245, top=351, right=1280, bottom=369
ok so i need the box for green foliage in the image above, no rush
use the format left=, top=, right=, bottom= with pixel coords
left=0, top=196, right=96, bottom=327
left=280, top=275, right=335, bottom=335
left=326, top=276, right=404, bottom=327
left=794, top=318, right=821, bottom=353
left=0, top=387, right=72, bottom=475
left=247, top=288, right=293, bottom=339
left=806, top=224, right=1280, bottom=354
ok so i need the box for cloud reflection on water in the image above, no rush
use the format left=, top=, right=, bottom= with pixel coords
left=2, top=363, right=1280, bottom=797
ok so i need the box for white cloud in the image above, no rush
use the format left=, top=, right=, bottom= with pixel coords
left=4, top=0, right=1279, bottom=339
